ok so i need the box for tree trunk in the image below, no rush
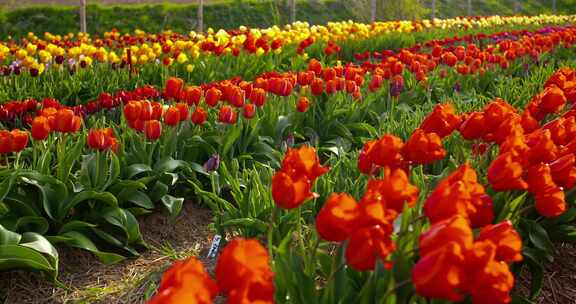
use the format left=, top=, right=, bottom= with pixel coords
left=467, top=0, right=472, bottom=16
left=197, top=0, right=204, bottom=33
left=552, top=0, right=557, bottom=13
left=79, top=0, right=87, bottom=33
left=431, top=0, right=436, bottom=19
left=289, top=0, right=296, bottom=24
left=370, top=0, right=377, bottom=22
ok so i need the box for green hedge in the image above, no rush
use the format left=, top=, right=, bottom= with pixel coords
left=0, top=1, right=355, bottom=38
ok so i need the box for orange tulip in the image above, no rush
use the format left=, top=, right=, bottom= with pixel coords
left=149, top=256, right=217, bottom=304
left=311, top=78, right=324, bottom=96
left=403, top=129, right=446, bottom=164
left=539, top=85, right=566, bottom=114
left=163, top=107, right=181, bottom=126
left=271, top=171, right=313, bottom=209
left=9, top=130, right=28, bottom=153
left=151, top=102, right=164, bottom=120
left=476, top=220, right=523, bottom=262
left=182, top=86, right=202, bottom=106
left=123, top=101, right=142, bottom=121
left=31, top=116, right=51, bottom=141
left=250, top=88, right=267, bottom=107
left=459, top=112, right=486, bottom=140
left=281, top=146, right=329, bottom=182
left=368, top=134, right=404, bottom=168
left=345, top=225, right=395, bottom=271
left=483, top=99, right=517, bottom=133
left=549, top=154, right=576, bottom=189
left=420, top=103, right=461, bottom=138
left=218, top=105, right=237, bottom=124
left=296, top=96, right=310, bottom=113
left=487, top=152, right=528, bottom=192
left=412, top=242, right=465, bottom=302
left=534, top=186, right=566, bottom=217
left=360, top=168, right=419, bottom=213
left=243, top=103, right=256, bottom=119
left=144, top=120, right=162, bottom=141
left=418, top=215, right=473, bottom=257
left=164, top=77, right=184, bottom=100
left=205, top=87, right=222, bottom=107
left=215, top=238, right=273, bottom=302
left=424, top=164, right=493, bottom=228
left=191, top=107, right=208, bottom=125
left=526, top=129, right=558, bottom=164
left=175, top=103, right=189, bottom=122
left=54, top=109, right=81, bottom=133
left=315, top=193, right=360, bottom=242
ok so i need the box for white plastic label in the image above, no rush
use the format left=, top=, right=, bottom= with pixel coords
left=207, top=234, right=222, bottom=259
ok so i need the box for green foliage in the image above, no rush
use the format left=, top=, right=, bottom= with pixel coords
left=0, top=0, right=355, bottom=38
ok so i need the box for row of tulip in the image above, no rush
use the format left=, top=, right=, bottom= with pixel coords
left=146, top=67, right=576, bottom=304
left=2, top=23, right=575, bottom=132
left=3, top=15, right=574, bottom=75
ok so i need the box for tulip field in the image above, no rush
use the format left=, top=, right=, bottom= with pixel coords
left=2, top=13, right=576, bottom=303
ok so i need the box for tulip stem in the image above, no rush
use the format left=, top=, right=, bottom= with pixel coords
left=14, top=152, right=21, bottom=169
left=267, top=207, right=279, bottom=260
left=382, top=279, right=411, bottom=299
left=307, top=237, right=321, bottom=276
left=296, top=206, right=306, bottom=258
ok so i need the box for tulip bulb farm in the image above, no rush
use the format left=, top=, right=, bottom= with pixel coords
left=0, top=11, right=576, bottom=304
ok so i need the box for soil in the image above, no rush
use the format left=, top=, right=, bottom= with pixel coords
left=0, top=202, right=216, bottom=304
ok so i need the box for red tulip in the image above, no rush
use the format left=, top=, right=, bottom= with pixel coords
left=191, top=107, right=208, bottom=125
left=218, top=105, right=237, bottom=124
left=144, top=120, right=162, bottom=141
left=182, top=86, right=202, bottom=106
left=164, top=107, right=181, bottom=126
left=243, top=103, right=256, bottom=119
left=31, top=116, right=51, bottom=141
left=175, top=103, right=189, bottom=121
left=10, top=130, right=28, bottom=153
left=164, top=77, right=184, bottom=100
left=123, top=101, right=142, bottom=121
left=297, top=97, right=310, bottom=113
left=250, top=88, right=267, bottom=107
left=311, top=78, right=324, bottom=96
left=205, top=87, right=222, bottom=107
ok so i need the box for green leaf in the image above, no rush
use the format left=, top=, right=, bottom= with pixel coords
left=0, top=170, right=18, bottom=202
left=20, top=232, right=59, bottom=261
left=101, top=207, right=144, bottom=245
left=527, top=220, right=555, bottom=253
left=153, top=157, right=187, bottom=173
left=148, top=181, right=169, bottom=203
left=122, top=190, right=154, bottom=209
left=20, top=171, right=68, bottom=221
left=160, top=195, right=184, bottom=220
left=13, top=216, right=49, bottom=235
left=125, top=164, right=153, bottom=179
left=221, top=218, right=268, bottom=233
left=222, top=124, right=243, bottom=157
left=58, top=191, right=118, bottom=221
left=0, top=225, right=21, bottom=245
left=55, top=231, right=125, bottom=265
left=524, top=252, right=544, bottom=299
left=0, top=245, right=56, bottom=273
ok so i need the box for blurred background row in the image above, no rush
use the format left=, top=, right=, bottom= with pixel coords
left=0, top=0, right=574, bottom=37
